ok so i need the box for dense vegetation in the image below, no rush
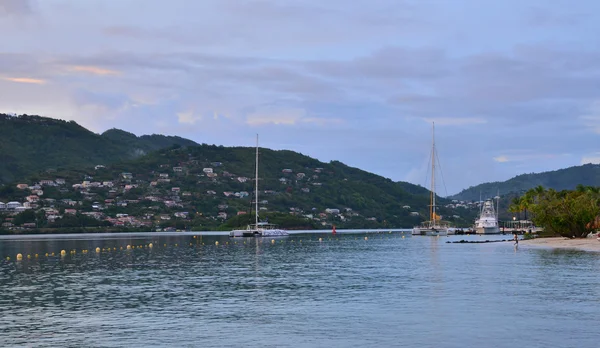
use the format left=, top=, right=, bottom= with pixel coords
left=452, top=164, right=600, bottom=201
left=509, top=185, right=600, bottom=238
left=0, top=114, right=198, bottom=184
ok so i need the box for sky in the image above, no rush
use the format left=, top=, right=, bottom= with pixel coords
left=1, top=0, right=599, bottom=195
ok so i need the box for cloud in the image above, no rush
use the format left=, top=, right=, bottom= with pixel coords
left=2, top=77, right=46, bottom=84
left=493, top=156, right=509, bottom=163
left=580, top=100, right=600, bottom=134
left=70, top=66, right=120, bottom=76
left=581, top=153, right=600, bottom=165
left=0, top=0, right=33, bottom=16
left=177, top=111, right=202, bottom=125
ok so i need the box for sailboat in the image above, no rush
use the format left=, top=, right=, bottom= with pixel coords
left=412, top=122, right=450, bottom=236
left=229, top=134, right=289, bottom=238
left=474, top=195, right=501, bottom=234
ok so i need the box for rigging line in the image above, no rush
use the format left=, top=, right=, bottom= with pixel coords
left=424, top=146, right=433, bottom=191
left=434, top=150, right=449, bottom=198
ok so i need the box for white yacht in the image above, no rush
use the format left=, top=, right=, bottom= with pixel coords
left=475, top=197, right=500, bottom=234
left=230, top=134, right=289, bottom=238
left=412, top=122, right=449, bottom=236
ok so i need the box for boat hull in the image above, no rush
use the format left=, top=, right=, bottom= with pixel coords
left=475, top=226, right=500, bottom=234
left=229, top=229, right=289, bottom=238
left=412, top=227, right=448, bottom=236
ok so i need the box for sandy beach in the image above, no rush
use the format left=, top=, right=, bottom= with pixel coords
left=520, top=237, right=600, bottom=252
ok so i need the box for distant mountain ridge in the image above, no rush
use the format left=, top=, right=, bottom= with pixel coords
left=451, top=163, right=600, bottom=201
left=0, top=113, right=198, bottom=184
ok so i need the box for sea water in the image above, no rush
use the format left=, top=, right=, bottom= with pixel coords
left=0, top=232, right=598, bottom=347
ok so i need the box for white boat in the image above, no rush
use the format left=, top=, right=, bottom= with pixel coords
left=230, top=134, right=289, bottom=238
left=412, top=122, right=449, bottom=237
left=475, top=197, right=501, bottom=234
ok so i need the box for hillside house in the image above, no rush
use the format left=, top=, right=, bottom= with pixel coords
left=237, top=211, right=247, bottom=215
left=16, top=184, right=28, bottom=189
left=206, top=190, right=217, bottom=195
left=301, top=188, right=310, bottom=193
left=159, top=173, right=169, bottom=178
left=237, top=177, right=249, bottom=183
left=64, top=209, right=77, bottom=215
left=296, top=173, right=306, bottom=179
left=282, top=169, right=293, bottom=174
left=223, top=191, right=234, bottom=197
left=95, top=165, right=105, bottom=170
left=217, top=212, right=228, bottom=219
left=26, top=195, right=40, bottom=203
left=402, top=205, right=411, bottom=209
left=39, top=180, right=55, bottom=186
left=218, top=204, right=229, bottom=209
left=55, top=178, right=66, bottom=185
left=171, top=187, right=181, bottom=193
left=182, top=192, right=192, bottom=196
left=325, top=208, right=340, bottom=214
left=174, top=212, right=189, bottom=218
left=121, top=172, right=133, bottom=179
left=150, top=181, right=158, bottom=186
left=207, top=172, right=218, bottom=178
left=173, top=167, right=183, bottom=172
left=239, top=191, right=249, bottom=198
left=410, top=212, right=420, bottom=216
left=203, top=168, right=214, bottom=174
left=160, top=214, right=171, bottom=220
left=0, top=202, right=5, bottom=210
left=279, top=178, right=287, bottom=183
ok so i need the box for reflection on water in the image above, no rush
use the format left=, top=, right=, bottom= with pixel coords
left=1, top=232, right=599, bottom=348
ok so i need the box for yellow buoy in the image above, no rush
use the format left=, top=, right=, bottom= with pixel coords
left=51, top=252, right=55, bottom=256
left=96, top=247, right=101, bottom=253
left=319, top=238, right=322, bottom=242
left=175, top=244, right=178, bottom=247
left=271, top=239, right=275, bottom=244
left=364, top=236, right=368, bottom=240
left=6, top=256, right=9, bottom=261
left=149, top=243, right=153, bottom=248
left=45, top=253, right=49, bottom=257
left=60, top=250, right=66, bottom=256
left=215, top=241, right=219, bottom=246
left=120, top=247, right=123, bottom=250
left=164, top=244, right=167, bottom=247
left=127, top=245, right=131, bottom=250
left=113, top=247, right=116, bottom=251
left=17, top=253, right=23, bottom=260
left=35, top=254, right=38, bottom=258
left=402, top=236, right=405, bottom=239
left=27, top=254, right=31, bottom=259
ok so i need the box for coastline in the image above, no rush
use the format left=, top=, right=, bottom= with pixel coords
left=520, top=236, right=600, bottom=252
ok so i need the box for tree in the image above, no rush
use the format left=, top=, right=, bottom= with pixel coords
left=526, top=186, right=600, bottom=238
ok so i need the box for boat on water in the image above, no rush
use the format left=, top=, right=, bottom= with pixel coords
left=475, top=197, right=501, bottom=234
left=412, top=122, right=450, bottom=237
left=230, top=134, right=289, bottom=238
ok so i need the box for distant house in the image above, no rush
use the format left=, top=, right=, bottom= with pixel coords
left=64, top=209, right=77, bottom=215
left=150, top=181, right=158, bottom=186
left=207, top=172, right=218, bottom=178
left=160, top=214, right=171, bottom=220
left=16, top=184, right=28, bottom=190
left=237, top=211, right=247, bottom=215
left=159, top=173, right=169, bottom=178
left=121, top=172, right=133, bottom=179
left=282, top=169, right=293, bottom=174
left=55, top=178, right=66, bottom=185
left=296, top=173, right=306, bottom=179
left=203, top=167, right=214, bottom=173
left=238, top=191, right=249, bottom=198
left=173, top=167, right=183, bottom=172
left=402, top=205, right=411, bottom=209
left=26, top=195, right=40, bottom=203
left=95, top=165, right=105, bottom=170
left=217, top=212, right=228, bottom=219
left=206, top=190, right=217, bottom=195
left=301, top=188, right=310, bottom=193
left=39, top=180, right=55, bottom=186
left=237, top=177, right=249, bottom=183
left=218, top=204, right=229, bottom=209
left=0, top=202, right=5, bottom=210
left=171, top=187, right=181, bottom=193
left=279, top=178, right=287, bottom=183
left=223, top=191, right=234, bottom=197
left=325, top=208, right=340, bottom=214
left=174, top=212, right=189, bottom=218
left=410, top=212, right=420, bottom=216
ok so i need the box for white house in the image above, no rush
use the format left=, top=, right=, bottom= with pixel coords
left=325, top=208, right=340, bottom=214
left=0, top=202, right=5, bottom=210
left=6, top=202, right=22, bottom=210
left=203, top=168, right=213, bottom=174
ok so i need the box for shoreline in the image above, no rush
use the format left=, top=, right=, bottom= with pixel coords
left=520, top=236, right=600, bottom=252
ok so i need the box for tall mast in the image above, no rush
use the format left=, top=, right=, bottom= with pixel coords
left=255, top=134, right=259, bottom=227
left=431, top=122, right=436, bottom=224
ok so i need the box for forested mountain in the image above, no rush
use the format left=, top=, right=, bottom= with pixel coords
left=451, top=163, right=600, bottom=201
left=0, top=114, right=198, bottom=184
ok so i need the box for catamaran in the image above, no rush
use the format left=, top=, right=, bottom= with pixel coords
left=474, top=196, right=501, bottom=234
left=229, top=134, right=289, bottom=238
left=412, top=122, right=450, bottom=236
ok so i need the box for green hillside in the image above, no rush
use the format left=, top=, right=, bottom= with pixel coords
left=0, top=114, right=198, bottom=184
left=451, top=164, right=600, bottom=201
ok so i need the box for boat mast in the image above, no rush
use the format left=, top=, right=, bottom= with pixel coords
left=431, top=122, right=436, bottom=225
left=255, top=134, right=259, bottom=227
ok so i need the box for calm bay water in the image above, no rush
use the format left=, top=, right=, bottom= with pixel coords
left=1, top=231, right=599, bottom=348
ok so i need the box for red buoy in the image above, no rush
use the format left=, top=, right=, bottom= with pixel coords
left=332, top=225, right=336, bottom=234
